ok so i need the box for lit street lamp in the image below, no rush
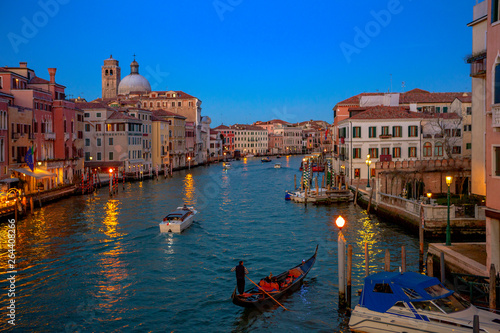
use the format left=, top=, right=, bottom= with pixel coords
left=365, top=154, right=372, bottom=188
left=188, top=156, right=191, bottom=170
left=426, top=192, right=432, bottom=204
left=446, top=176, right=453, bottom=246
left=336, top=215, right=346, bottom=307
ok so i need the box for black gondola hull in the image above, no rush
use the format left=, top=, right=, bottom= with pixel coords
left=231, top=245, right=318, bottom=308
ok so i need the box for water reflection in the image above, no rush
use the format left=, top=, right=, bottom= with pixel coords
left=183, top=174, right=196, bottom=206
left=101, top=199, right=122, bottom=238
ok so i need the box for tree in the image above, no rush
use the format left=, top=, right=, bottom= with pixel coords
left=422, top=115, right=463, bottom=160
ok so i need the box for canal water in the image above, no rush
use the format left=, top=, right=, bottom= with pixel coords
left=0, top=156, right=422, bottom=332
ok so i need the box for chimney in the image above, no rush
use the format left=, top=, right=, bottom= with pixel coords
left=48, top=68, right=56, bottom=83
left=19, top=62, right=27, bottom=68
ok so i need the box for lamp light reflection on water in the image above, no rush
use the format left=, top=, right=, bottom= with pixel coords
left=183, top=174, right=196, bottom=206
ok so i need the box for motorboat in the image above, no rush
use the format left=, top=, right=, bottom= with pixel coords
left=223, top=162, right=231, bottom=170
left=349, top=271, right=500, bottom=333
left=246, top=154, right=255, bottom=158
left=274, top=163, right=282, bottom=169
left=159, top=206, right=198, bottom=233
left=261, top=157, right=272, bottom=163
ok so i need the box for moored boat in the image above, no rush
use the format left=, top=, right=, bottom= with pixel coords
left=261, top=157, right=272, bottom=162
left=159, top=205, right=198, bottom=233
left=274, top=163, right=282, bottom=169
left=231, top=245, right=318, bottom=308
left=349, top=271, right=500, bottom=333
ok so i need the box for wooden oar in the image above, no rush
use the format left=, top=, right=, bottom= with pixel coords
left=245, top=276, right=289, bottom=311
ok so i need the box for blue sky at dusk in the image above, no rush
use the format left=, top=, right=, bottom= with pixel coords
left=1, top=0, right=474, bottom=126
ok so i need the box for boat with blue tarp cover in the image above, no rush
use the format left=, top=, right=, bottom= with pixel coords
left=349, top=271, right=500, bottom=332
left=231, top=245, right=318, bottom=308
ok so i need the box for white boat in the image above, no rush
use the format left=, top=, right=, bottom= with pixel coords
left=274, top=163, right=282, bottom=169
left=349, top=271, right=500, bottom=333
left=159, top=206, right=198, bottom=233
left=223, top=162, right=231, bottom=170
left=246, top=154, right=254, bottom=158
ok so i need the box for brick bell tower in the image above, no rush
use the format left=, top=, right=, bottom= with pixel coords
left=101, top=55, right=121, bottom=99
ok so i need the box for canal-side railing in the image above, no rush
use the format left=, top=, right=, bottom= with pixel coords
left=453, top=273, right=500, bottom=307
left=377, top=192, right=422, bottom=218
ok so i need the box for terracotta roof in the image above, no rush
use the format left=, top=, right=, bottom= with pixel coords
left=335, top=93, right=384, bottom=107
left=29, top=76, right=50, bottom=84
left=107, top=111, right=138, bottom=121
left=347, top=106, right=462, bottom=120
left=405, top=88, right=430, bottom=94
left=76, top=101, right=114, bottom=110
left=231, top=124, right=267, bottom=131
left=213, top=125, right=230, bottom=130
left=400, top=92, right=471, bottom=104
left=145, top=90, right=197, bottom=100
left=151, top=115, right=168, bottom=122
left=152, top=109, right=186, bottom=119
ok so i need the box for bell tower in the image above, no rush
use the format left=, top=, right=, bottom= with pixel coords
left=101, top=55, right=121, bottom=99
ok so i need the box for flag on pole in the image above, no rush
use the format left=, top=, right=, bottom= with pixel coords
left=325, top=128, right=329, bottom=140
left=25, top=146, right=35, bottom=172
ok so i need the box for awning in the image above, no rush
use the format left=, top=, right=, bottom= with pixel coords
left=0, top=178, right=19, bottom=183
left=14, top=168, right=56, bottom=179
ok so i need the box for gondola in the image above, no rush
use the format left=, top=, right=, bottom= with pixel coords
left=231, top=245, right=318, bottom=308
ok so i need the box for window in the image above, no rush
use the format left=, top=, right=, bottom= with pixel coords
left=381, top=126, right=389, bottom=136
left=436, top=107, right=441, bottom=113
left=109, top=138, right=113, bottom=145
left=493, top=0, right=499, bottom=23
left=452, top=146, right=461, bottom=154
left=381, top=147, right=390, bottom=155
left=495, top=63, right=500, bottom=104
left=409, top=147, right=417, bottom=158
left=464, top=125, right=472, bottom=131
left=97, top=152, right=102, bottom=160
left=97, top=138, right=101, bottom=146
left=408, top=126, right=418, bottom=137
left=393, top=147, right=401, bottom=158
left=466, top=107, right=472, bottom=115
left=369, top=127, right=377, bottom=138
left=424, top=142, right=432, bottom=157
left=374, top=284, right=393, bottom=293
left=85, top=124, right=90, bottom=132
left=354, top=168, right=360, bottom=178
left=171, top=102, right=175, bottom=107
left=393, top=126, right=402, bottom=137
left=466, top=143, right=472, bottom=150
left=85, top=138, right=90, bottom=146
left=353, top=148, right=361, bottom=158
left=84, top=113, right=90, bottom=118
left=435, top=142, right=443, bottom=156
left=353, top=127, right=361, bottom=138
left=178, top=102, right=182, bottom=106
left=495, top=146, right=500, bottom=176
left=85, top=152, right=90, bottom=161
left=96, top=124, right=102, bottom=132
left=96, top=112, right=101, bottom=118
left=0, top=77, right=2, bottom=89
left=109, top=152, right=114, bottom=160
left=368, top=148, right=379, bottom=158
left=443, top=107, right=448, bottom=113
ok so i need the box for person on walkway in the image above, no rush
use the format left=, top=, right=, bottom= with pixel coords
left=231, top=261, right=249, bottom=295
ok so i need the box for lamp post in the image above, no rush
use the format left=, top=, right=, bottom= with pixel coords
left=446, top=176, right=453, bottom=246
left=336, top=216, right=346, bottom=309
left=365, top=154, right=372, bottom=188
left=426, top=192, right=432, bottom=204
left=188, top=156, right=191, bottom=170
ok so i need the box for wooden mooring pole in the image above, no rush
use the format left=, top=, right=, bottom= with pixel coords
left=419, top=205, right=425, bottom=272
left=365, top=242, right=369, bottom=277
left=385, top=249, right=390, bottom=271
left=347, top=244, right=352, bottom=311
left=401, top=246, right=406, bottom=273
left=338, top=232, right=346, bottom=309
left=490, top=264, right=497, bottom=311
left=367, top=180, right=374, bottom=214
left=30, top=197, right=34, bottom=214
left=427, top=256, right=434, bottom=277
left=440, top=252, right=445, bottom=283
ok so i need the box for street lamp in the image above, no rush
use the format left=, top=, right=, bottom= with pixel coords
left=426, top=192, right=432, bottom=204
left=336, top=215, right=346, bottom=308
left=188, top=156, right=191, bottom=170
left=336, top=215, right=346, bottom=231
left=365, top=154, right=372, bottom=188
left=446, top=176, right=453, bottom=246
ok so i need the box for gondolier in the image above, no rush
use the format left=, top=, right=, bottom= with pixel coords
left=231, top=261, right=249, bottom=295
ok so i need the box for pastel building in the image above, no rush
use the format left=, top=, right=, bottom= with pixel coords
left=213, top=125, right=235, bottom=154
left=152, top=109, right=186, bottom=169
left=151, top=114, right=170, bottom=171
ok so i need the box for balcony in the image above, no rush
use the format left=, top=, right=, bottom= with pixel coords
left=44, top=132, right=56, bottom=140
left=11, top=133, right=20, bottom=140
left=493, top=104, right=500, bottom=128
left=466, top=51, right=487, bottom=78
left=379, top=134, right=392, bottom=139
left=64, top=133, right=70, bottom=141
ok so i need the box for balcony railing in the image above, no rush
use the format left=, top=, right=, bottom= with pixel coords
left=466, top=51, right=487, bottom=78
left=493, top=104, right=500, bottom=128
left=44, top=132, right=56, bottom=140
left=379, top=134, right=392, bottom=139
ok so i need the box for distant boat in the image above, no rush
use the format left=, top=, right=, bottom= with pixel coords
left=261, top=157, right=272, bottom=163
left=246, top=154, right=255, bottom=158
left=274, top=163, right=282, bottom=169
left=276, top=155, right=281, bottom=159
left=223, top=162, right=231, bottom=170
left=159, top=206, right=198, bottom=233
left=299, top=162, right=324, bottom=172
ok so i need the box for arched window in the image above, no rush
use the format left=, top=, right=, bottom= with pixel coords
left=157, top=102, right=160, bottom=107
left=495, top=61, right=500, bottom=104
left=105, top=70, right=108, bottom=75
left=149, top=102, right=153, bottom=107
left=143, top=102, right=147, bottom=107
left=110, top=70, right=113, bottom=76
left=434, top=142, right=443, bottom=157
left=424, top=142, right=432, bottom=157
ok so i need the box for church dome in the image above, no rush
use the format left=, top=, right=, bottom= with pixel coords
left=117, top=58, right=151, bottom=95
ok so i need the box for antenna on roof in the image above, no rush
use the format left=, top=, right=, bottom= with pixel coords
left=390, top=74, right=393, bottom=93
left=402, top=81, right=406, bottom=93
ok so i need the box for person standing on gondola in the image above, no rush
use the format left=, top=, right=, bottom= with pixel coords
left=231, top=261, right=249, bottom=295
